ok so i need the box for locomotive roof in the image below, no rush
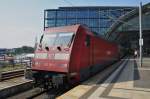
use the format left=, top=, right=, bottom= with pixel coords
left=44, top=24, right=80, bottom=34
left=44, top=24, right=94, bottom=36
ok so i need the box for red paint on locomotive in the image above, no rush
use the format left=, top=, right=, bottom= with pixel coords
left=32, top=24, right=120, bottom=87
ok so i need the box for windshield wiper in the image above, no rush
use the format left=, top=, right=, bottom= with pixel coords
left=45, top=46, right=49, bottom=51
left=57, top=46, right=62, bottom=51
left=40, top=34, right=44, bottom=44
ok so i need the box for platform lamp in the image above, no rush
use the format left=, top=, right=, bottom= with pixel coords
left=139, top=2, right=143, bottom=67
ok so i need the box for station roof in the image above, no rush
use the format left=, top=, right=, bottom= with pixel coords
left=105, top=2, right=150, bottom=41
left=45, top=6, right=136, bottom=11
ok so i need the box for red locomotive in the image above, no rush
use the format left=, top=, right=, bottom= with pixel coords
left=32, top=24, right=121, bottom=88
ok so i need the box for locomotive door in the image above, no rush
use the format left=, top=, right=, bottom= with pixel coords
left=80, top=34, right=91, bottom=81
left=85, top=35, right=92, bottom=76
left=89, top=35, right=94, bottom=75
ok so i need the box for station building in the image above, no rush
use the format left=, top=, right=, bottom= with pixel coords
left=44, top=6, right=135, bottom=36
left=44, top=3, right=150, bottom=56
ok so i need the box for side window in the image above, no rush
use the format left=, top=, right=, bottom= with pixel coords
left=85, top=35, right=90, bottom=47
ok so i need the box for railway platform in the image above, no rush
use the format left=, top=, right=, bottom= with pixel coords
left=57, top=57, right=150, bottom=99
left=0, top=77, right=32, bottom=90
left=0, top=77, right=33, bottom=98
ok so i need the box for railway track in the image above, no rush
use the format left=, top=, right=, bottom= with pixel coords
left=8, top=85, right=72, bottom=99
left=26, top=88, right=47, bottom=99
left=0, top=69, right=24, bottom=81
left=26, top=87, right=71, bottom=99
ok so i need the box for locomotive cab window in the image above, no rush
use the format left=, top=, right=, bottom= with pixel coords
left=85, top=35, right=90, bottom=47
left=41, top=32, right=74, bottom=47
left=55, top=33, right=74, bottom=47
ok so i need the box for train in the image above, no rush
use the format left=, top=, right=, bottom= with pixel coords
left=32, top=24, right=122, bottom=89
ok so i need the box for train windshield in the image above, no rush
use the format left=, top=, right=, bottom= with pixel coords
left=42, top=32, right=74, bottom=47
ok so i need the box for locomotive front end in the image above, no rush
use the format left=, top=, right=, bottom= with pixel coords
left=32, top=32, right=75, bottom=88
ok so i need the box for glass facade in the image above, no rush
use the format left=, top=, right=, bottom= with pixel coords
left=44, top=6, right=135, bottom=35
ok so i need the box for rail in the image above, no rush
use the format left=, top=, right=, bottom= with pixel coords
left=9, top=84, right=72, bottom=99
left=0, top=69, right=24, bottom=81
left=26, top=87, right=71, bottom=99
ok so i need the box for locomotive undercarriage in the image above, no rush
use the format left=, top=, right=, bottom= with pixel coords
left=32, top=71, right=68, bottom=89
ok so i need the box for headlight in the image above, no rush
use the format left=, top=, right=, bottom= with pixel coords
left=54, top=53, right=70, bottom=60
left=35, top=53, right=48, bottom=59
left=35, top=62, right=39, bottom=65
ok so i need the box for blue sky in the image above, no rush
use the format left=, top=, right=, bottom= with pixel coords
left=0, top=0, right=149, bottom=48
